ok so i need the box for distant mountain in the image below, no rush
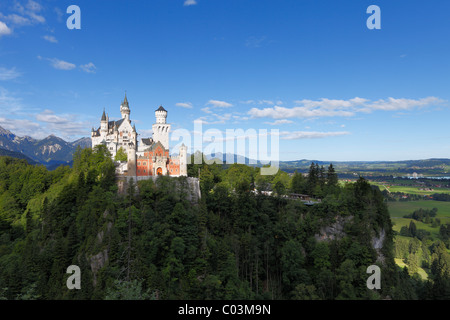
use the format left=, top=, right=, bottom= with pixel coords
left=198, top=152, right=450, bottom=175
left=0, top=147, right=39, bottom=165
left=71, top=137, right=92, bottom=149
left=0, top=126, right=91, bottom=168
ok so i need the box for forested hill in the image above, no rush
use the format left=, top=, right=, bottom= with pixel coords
left=0, top=147, right=448, bottom=300
left=0, top=148, right=38, bottom=165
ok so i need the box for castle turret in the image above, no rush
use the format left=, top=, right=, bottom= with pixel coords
left=152, top=105, right=171, bottom=150
left=179, top=143, right=188, bottom=177
left=127, top=147, right=136, bottom=177
left=120, top=93, right=130, bottom=121
left=100, top=109, right=107, bottom=133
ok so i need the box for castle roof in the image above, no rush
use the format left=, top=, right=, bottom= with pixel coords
left=149, top=140, right=168, bottom=152
left=101, top=109, right=107, bottom=121
left=142, top=138, right=153, bottom=145
left=156, top=105, right=167, bottom=112
left=108, top=118, right=125, bottom=129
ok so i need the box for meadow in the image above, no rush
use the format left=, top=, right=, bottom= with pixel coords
left=388, top=200, right=450, bottom=278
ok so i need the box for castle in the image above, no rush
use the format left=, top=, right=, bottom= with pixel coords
left=91, top=94, right=187, bottom=177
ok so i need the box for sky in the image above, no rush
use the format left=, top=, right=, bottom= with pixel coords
left=0, top=0, right=449, bottom=161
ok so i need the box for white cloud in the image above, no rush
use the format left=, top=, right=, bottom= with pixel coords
left=50, top=58, right=76, bottom=70
left=206, top=99, right=233, bottom=108
left=280, top=131, right=350, bottom=140
left=10, top=0, right=45, bottom=25
left=245, top=36, right=267, bottom=48
left=36, top=109, right=68, bottom=123
left=249, top=105, right=355, bottom=119
left=0, top=87, right=23, bottom=113
left=54, top=7, right=64, bottom=22
left=176, top=102, right=193, bottom=109
left=26, top=0, right=42, bottom=13
left=241, top=99, right=282, bottom=106
left=0, top=67, right=21, bottom=81
left=0, top=88, right=90, bottom=140
left=0, top=117, right=45, bottom=138
left=264, top=119, right=294, bottom=126
left=184, top=0, right=197, bottom=6
left=39, top=56, right=76, bottom=70
left=34, top=109, right=91, bottom=139
left=0, top=13, right=30, bottom=26
left=366, top=97, right=444, bottom=111
left=293, top=97, right=368, bottom=110
left=0, top=21, right=12, bottom=37
left=43, top=35, right=57, bottom=43
left=138, top=129, right=153, bottom=138
left=256, top=100, right=274, bottom=105
left=80, top=62, right=97, bottom=73
left=249, top=96, right=445, bottom=119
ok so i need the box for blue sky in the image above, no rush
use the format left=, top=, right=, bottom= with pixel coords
left=0, top=0, right=449, bottom=161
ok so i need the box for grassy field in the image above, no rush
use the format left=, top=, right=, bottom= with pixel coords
left=386, top=185, right=450, bottom=195
left=394, top=258, right=428, bottom=280
left=388, top=200, right=450, bottom=220
left=389, top=200, right=450, bottom=237
left=389, top=200, right=450, bottom=277
left=372, top=182, right=450, bottom=196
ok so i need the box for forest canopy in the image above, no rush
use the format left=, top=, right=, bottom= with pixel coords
left=0, top=149, right=449, bottom=300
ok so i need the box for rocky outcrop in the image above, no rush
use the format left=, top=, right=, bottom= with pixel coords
left=88, top=211, right=113, bottom=287
left=315, top=215, right=388, bottom=265
left=89, top=249, right=108, bottom=287
left=371, top=228, right=386, bottom=264
left=118, top=176, right=201, bottom=202
left=314, top=216, right=353, bottom=242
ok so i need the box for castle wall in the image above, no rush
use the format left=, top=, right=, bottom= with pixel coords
left=117, top=175, right=201, bottom=202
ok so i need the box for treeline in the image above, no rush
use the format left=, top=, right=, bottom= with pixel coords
left=0, top=150, right=448, bottom=299
left=404, top=208, right=438, bottom=223
left=394, top=236, right=450, bottom=298
left=432, top=193, right=450, bottom=202
left=399, top=221, right=431, bottom=241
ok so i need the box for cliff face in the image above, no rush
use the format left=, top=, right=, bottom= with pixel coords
left=314, top=215, right=389, bottom=265
left=117, top=176, right=201, bottom=202
left=372, top=228, right=386, bottom=264
left=314, top=216, right=353, bottom=242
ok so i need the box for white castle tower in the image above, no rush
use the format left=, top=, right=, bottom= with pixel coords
left=152, top=106, right=171, bottom=150
left=179, top=143, right=188, bottom=176
left=91, top=93, right=137, bottom=159
left=120, top=93, right=130, bottom=120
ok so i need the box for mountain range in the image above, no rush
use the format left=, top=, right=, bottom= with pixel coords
left=1, top=126, right=449, bottom=175
left=0, top=126, right=91, bottom=169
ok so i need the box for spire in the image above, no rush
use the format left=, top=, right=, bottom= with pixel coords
left=101, top=108, right=106, bottom=121
left=122, top=91, right=129, bottom=109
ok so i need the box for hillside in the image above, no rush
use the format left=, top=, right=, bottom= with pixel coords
left=1, top=147, right=448, bottom=300
left=0, top=148, right=39, bottom=165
